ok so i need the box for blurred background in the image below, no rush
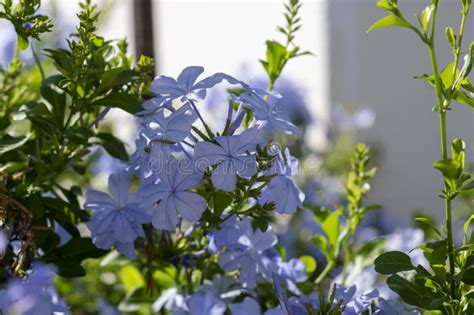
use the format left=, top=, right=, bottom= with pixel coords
left=1, top=0, right=473, bottom=222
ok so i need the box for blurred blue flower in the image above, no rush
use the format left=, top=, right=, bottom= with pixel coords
left=84, top=171, right=150, bottom=258
left=152, top=288, right=186, bottom=314
left=214, top=216, right=277, bottom=288
left=263, top=248, right=307, bottom=295
left=375, top=299, right=421, bottom=315
left=91, top=147, right=126, bottom=177
left=267, top=282, right=382, bottom=315
left=0, top=23, right=17, bottom=67
left=0, top=264, right=68, bottom=315
left=229, top=297, right=261, bottom=315
left=185, top=290, right=226, bottom=315
left=332, top=104, right=375, bottom=131
left=194, top=130, right=259, bottom=192
left=140, top=159, right=206, bottom=231
left=259, top=148, right=304, bottom=214
left=385, top=228, right=425, bottom=267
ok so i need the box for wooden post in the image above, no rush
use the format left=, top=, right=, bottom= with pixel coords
left=133, top=0, right=156, bottom=76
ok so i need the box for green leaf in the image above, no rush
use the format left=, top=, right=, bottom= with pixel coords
left=40, top=75, right=67, bottom=127
left=417, top=240, right=447, bottom=282
left=0, top=133, right=31, bottom=154
left=321, top=209, right=341, bottom=251
left=17, top=34, right=29, bottom=51
left=42, top=237, right=108, bottom=277
left=415, top=216, right=442, bottom=239
left=374, top=251, right=414, bottom=274
left=367, top=15, right=412, bottom=33
left=464, top=215, right=474, bottom=245
left=153, top=266, right=177, bottom=288
left=213, top=191, right=233, bottom=215
left=387, top=274, right=445, bottom=309
left=260, top=40, right=289, bottom=86
left=440, top=62, right=457, bottom=89
left=96, top=68, right=140, bottom=95
left=91, top=132, right=129, bottom=161
left=120, top=265, right=145, bottom=292
left=299, top=255, right=317, bottom=273
left=454, top=90, right=474, bottom=109
left=462, top=255, right=474, bottom=285
left=90, top=92, right=142, bottom=114
left=433, top=159, right=460, bottom=179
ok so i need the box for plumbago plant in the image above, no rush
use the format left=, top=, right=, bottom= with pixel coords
left=369, top=0, right=474, bottom=314
left=0, top=0, right=442, bottom=314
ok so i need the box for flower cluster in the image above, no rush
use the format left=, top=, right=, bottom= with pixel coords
left=84, top=66, right=305, bottom=259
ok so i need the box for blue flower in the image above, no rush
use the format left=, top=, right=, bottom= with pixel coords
left=185, top=291, right=226, bottom=315
left=229, top=298, right=261, bottom=315
left=267, top=282, right=382, bottom=315
left=262, top=248, right=307, bottom=295
left=238, top=90, right=300, bottom=135
left=213, top=216, right=277, bottom=288
left=138, top=96, right=173, bottom=118
left=194, top=129, right=260, bottom=192
left=84, top=171, right=150, bottom=258
left=332, top=104, right=375, bottom=131
left=151, top=67, right=238, bottom=102
left=374, top=299, right=420, bottom=315
left=152, top=288, right=186, bottom=314
left=0, top=264, right=69, bottom=315
left=259, top=148, right=304, bottom=214
left=130, top=105, right=195, bottom=178
left=142, top=105, right=195, bottom=157
left=140, top=159, right=207, bottom=231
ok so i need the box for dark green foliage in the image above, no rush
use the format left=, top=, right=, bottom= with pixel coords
left=0, top=0, right=154, bottom=279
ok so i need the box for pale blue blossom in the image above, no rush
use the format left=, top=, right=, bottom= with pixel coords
left=0, top=264, right=68, bottom=315
left=84, top=171, right=150, bottom=258
left=152, top=288, right=186, bottom=314
left=259, top=148, right=304, bottom=214
left=238, top=90, right=300, bottom=135
left=185, top=291, right=226, bottom=315
left=263, top=248, right=307, bottom=294
left=332, top=104, right=375, bottom=131
left=140, top=159, right=206, bottom=231
left=194, top=130, right=260, bottom=192
left=229, top=298, right=261, bottom=315
left=142, top=105, right=195, bottom=156
left=151, top=66, right=239, bottom=102
left=267, top=282, right=382, bottom=315
left=213, top=216, right=278, bottom=288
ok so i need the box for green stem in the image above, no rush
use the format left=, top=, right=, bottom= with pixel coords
left=452, top=11, right=468, bottom=80
left=315, top=261, right=334, bottom=285
left=31, top=43, right=45, bottom=80
left=428, top=28, right=456, bottom=298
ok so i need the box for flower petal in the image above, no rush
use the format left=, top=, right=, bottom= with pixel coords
left=173, top=191, right=206, bottom=222
left=211, top=160, right=237, bottom=192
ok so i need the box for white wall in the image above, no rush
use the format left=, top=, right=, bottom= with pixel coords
left=329, top=0, right=474, bottom=222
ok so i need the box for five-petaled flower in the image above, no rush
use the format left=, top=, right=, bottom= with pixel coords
left=140, top=159, right=207, bottom=231
left=213, top=216, right=278, bottom=288
left=194, top=128, right=261, bottom=192
left=259, top=148, right=304, bottom=214
left=238, top=90, right=300, bottom=135
left=84, top=171, right=150, bottom=259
